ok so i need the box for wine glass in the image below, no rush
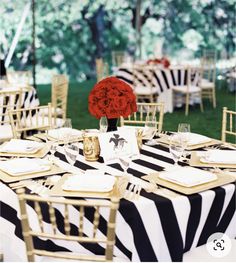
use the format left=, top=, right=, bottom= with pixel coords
left=169, top=134, right=184, bottom=166
left=178, top=123, right=191, bottom=159
left=61, top=118, right=72, bottom=145
left=99, top=116, right=108, bottom=133
left=118, top=155, right=133, bottom=175
left=144, top=115, right=157, bottom=146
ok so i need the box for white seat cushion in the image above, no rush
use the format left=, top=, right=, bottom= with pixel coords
left=134, top=85, right=158, bottom=95
left=200, top=81, right=214, bottom=89
left=39, top=107, right=64, bottom=116
left=0, top=125, right=13, bottom=141
left=172, top=85, right=201, bottom=93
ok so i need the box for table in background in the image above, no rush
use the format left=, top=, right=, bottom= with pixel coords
left=116, top=64, right=200, bottom=113
left=0, top=142, right=235, bottom=261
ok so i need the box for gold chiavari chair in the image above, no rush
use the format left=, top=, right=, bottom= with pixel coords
left=112, top=51, right=126, bottom=68
left=95, top=58, right=109, bottom=82
left=16, top=188, right=120, bottom=262
left=120, top=102, right=164, bottom=132
left=221, top=107, right=236, bottom=145
left=9, top=103, right=54, bottom=139
left=172, top=66, right=203, bottom=116
left=0, top=89, right=23, bottom=142
left=132, top=64, right=158, bottom=103
left=200, top=58, right=217, bottom=108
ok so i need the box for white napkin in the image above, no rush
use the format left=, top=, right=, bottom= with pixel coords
left=186, top=133, right=212, bottom=146
left=0, top=158, right=51, bottom=176
left=48, top=128, right=82, bottom=140
left=200, top=150, right=236, bottom=164
left=0, top=139, right=44, bottom=154
left=62, top=174, right=116, bottom=192
left=159, top=166, right=217, bottom=187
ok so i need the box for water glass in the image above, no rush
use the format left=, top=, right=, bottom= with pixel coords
left=178, top=123, right=191, bottom=155
left=99, top=116, right=108, bottom=133
left=169, top=135, right=184, bottom=165
left=144, top=115, right=157, bottom=146
left=61, top=118, right=72, bottom=145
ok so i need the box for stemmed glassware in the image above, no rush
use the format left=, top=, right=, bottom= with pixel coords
left=99, top=116, right=108, bottom=133
left=177, top=123, right=191, bottom=159
left=118, top=155, right=133, bottom=175
left=144, top=115, right=157, bottom=146
left=169, top=134, right=184, bottom=166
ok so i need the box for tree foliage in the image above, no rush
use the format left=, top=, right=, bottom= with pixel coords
left=0, top=0, right=235, bottom=83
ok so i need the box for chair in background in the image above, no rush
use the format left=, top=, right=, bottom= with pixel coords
left=111, top=51, right=127, bottom=74
left=95, top=58, right=109, bottom=82
left=7, top=70, right=31, bottom=87
left=17, top=188, right=120, bottom=262
left=0, top=89, right=23, bottom=142
left=202, top=49, right=217, bottom=61
left=200, top=57, right=217, bottom=108
left=132, top=64, right=158, bottom=103
left=172, top=66, right=203, bottom=116
left=120, top=102, right=164, bottom=132
left=221, top=107, right=236, bottom=145
left=9, top=103, right=54, bottom=139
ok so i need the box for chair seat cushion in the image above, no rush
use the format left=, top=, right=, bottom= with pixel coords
left=39, top=107, right=64, bottom=116
left=0, top=125, right=13, bottom=141
left=172, top=85, right=201, bottom=93
left=200, top=81, right=214, bottom=89
left=134, top=86, right=158, bottom=95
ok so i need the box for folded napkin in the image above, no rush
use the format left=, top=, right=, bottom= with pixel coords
left=0, top=158, right=51, bottom=176
left=48, top=128, right=82, bottom=140
left=183, top=133, right=212, bottom=146
left=159, top=167, right=217, bottom=187
left=62, top=174, right=116, bottom=192
left=0, top=139, right=44, bottom=154
left=200, top=150, right=236, bottom=164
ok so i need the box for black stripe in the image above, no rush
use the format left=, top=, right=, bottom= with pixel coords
left=141, top=148, right=173, bottom=164
left=184, top=193, right=202, bottom=252
left=141, top=191, right=184, bottom=261
left=170, top=69, right=177, bottom=86
left=197, top=187, right=226, bottom=246
left=216, top=184, right=236, bottom=233
left=184, top=70, right=188, bottom=85
left=178, top=69, right=181, bottom=85
left=116, top=76, right=133, bottom=85
left=133, top=159, right=164, bottom=172
left=161, top=70, right=170, bottom=90
left=119, top=200, right=158, bottom=261
left=153, top=71, right=163, bottom=92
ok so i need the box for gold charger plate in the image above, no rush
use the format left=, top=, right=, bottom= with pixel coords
left=34, top=133, right=83, bottom=144
left=189, top=151, right=236, bottom=169
left=0, top=143, right=50, bottom=158
left=142, top=172, right=235, bottom=195
left=49, top=173, right=121, bottom=199
left=156, top=136, right=220, bottom=150
left=0, top=163, right=66, bottom=183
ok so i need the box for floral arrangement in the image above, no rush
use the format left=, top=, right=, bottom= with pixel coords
left=147, top=57, right=170, bottom=68
left=88, top=76, right=137, bottom=119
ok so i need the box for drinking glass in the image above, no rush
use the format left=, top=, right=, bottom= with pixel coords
left=61, top=118, right=72, bottom=145
left=169, top=135, right=184, bottom=165
left=99, top=116, right=108, bottom=133
left=178, top=123, right=191, bottom=157
left=118, top=155, right=133, bottom=175
left=144, top=115, right=157, bottom=146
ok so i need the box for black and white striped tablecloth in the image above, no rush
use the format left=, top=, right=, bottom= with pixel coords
left=0, top=142, right=235, bottom=262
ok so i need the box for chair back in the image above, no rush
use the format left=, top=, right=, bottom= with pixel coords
left=186, top=66, right=202, bottom=89
left=112, top=51, right=126, bottom=68
left=17, top=188, right=120, bottom=262
left=120, top=102, right=164, bottom=132
left=95, top=58, right=109, bottom=82
left=221, top=107, right=236, bottom=144
left=202, top=49, right=217, bottom=62
left=9, top=103, right=53, bottom=139
left=0, top=89, right=23, bottom=126
left=51, top=74, right=69, bottom=124
left=132, top=64, right=157, bottom=102
left=7, top=71, right=31, bottom=86
left=200, top=58, right=216, bottom=83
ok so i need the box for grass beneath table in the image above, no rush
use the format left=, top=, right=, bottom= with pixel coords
left=36, top=80, right=235, bottom=141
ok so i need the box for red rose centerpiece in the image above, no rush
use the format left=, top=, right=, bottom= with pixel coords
left=88, top=76, right=137, bottom=131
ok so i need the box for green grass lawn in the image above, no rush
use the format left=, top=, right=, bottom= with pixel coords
left=36, top=79, right=235, bottom=141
